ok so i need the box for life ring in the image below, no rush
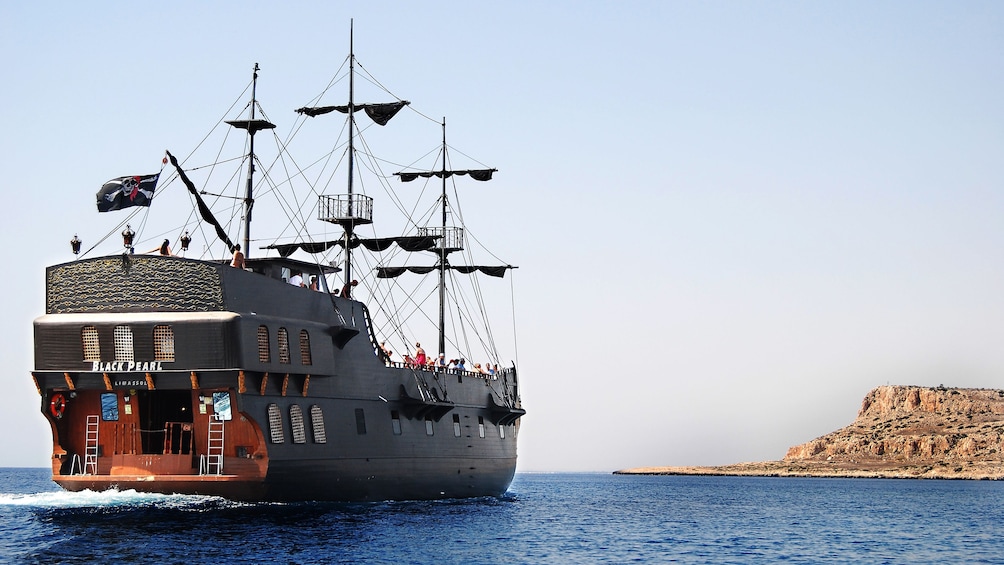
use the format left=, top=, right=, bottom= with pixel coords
left=49, top=393, right=67, bottom=419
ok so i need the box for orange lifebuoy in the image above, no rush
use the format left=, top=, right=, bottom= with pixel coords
left=50, top=393, right=67, bottom=419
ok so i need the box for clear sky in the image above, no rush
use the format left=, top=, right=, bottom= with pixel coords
left=1, top=2, right=1002, bottom=472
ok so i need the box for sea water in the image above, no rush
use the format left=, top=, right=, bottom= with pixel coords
left=1, top=468, right=1002, bottom=564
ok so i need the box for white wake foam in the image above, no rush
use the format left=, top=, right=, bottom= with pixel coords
left=0, top=488, right=226, bottom=509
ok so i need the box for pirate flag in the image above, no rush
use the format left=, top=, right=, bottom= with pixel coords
left=96, top=173, right=159, bottom=212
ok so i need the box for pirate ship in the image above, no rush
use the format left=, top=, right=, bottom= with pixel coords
left=31, top=29, right=524, bottom=501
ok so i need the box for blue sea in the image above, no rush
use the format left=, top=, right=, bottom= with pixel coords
left=1, top=468, right=1002, bottom=564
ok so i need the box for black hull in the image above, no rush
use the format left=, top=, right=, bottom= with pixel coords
left=35, top=255, right=524, bottom=502
left=53, top=456, right=516, bottom=502
left=262, top=456, right=517, bottom=502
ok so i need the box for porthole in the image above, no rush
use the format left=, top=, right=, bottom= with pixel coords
left=391, top=410, right=402, bottom=435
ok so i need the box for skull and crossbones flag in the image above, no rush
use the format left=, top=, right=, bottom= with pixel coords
left=96, top=173, right=159, bottom=212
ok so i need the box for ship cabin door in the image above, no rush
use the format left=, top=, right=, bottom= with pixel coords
left=135, top=390, right=195, bottom=455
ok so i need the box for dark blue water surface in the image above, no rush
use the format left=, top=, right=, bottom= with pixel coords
left=1, top=468, right=1003, bottom=563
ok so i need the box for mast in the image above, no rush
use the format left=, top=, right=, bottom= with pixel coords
left=344, top=22, right=356, bottom=289
left=243, top=64, right=259, bottom=256
left=389, top=127, right=505, bottom=357
left=438, top=120, right=448, bottom=355
left=226, top=63, right=275, bottom=257
left=297, top=21, right=409, bottom=296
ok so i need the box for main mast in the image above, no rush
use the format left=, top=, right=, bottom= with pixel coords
left=344, top=24, right=357, bottom=289
left=437, top=120, right=449, bottom=356
left=296, top=20, right=409, bottom=294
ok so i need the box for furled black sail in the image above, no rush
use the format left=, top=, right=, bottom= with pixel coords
left=376, top=265, right=514, bottom=278
left=295, top=102, right=410, bottom=125
left=264, top=235, right=441, bottom=257
left=396, top=169, right=496, bottom=182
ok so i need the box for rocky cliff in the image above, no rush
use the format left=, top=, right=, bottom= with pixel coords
left=615, top=385, right=1004, bottom=479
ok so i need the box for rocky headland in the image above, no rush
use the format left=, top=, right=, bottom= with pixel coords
left=616, top=385, right=1004, bottom=480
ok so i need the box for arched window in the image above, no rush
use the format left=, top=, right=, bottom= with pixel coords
left=113, top=326, right=133, bottom=362
left=290, top=405, right=306, bottom=444
left=278, top=328, right=290, bottom=364
left=267, top=403, right=284, bottom=443
left=257, top=326, right=270, bottom=363
left=310, top=405, right=326, bottom=443
left=299, top=330, right=312, bottom=365
left=153, top=325, right=175, bottom=362
left=81, top=326, right=100, bottom=361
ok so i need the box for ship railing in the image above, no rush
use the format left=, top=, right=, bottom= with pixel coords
left=385, top=361, right=513, bottom=381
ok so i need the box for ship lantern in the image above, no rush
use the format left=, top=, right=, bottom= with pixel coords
left=180, top=230, right=192, bottom=251
left=121, top=225, right=135, bottom=249
left=70, top=234, right=81, bottom=255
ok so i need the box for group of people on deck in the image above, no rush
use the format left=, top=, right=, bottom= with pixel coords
left=380, top=341, right=499, bottom=375
left=229, top=246, right=361, bottom=297
left=288, top=272, right=358, bottom=297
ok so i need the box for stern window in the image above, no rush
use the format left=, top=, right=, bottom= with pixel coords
left=81, top=326, right=100, bottom=361
left=290, top=405, right=306, bottom=444
left=425, top=417, right=434, bottom=436
left=278, top=328, right=290, bottom=364
left=309, top=405, right=326, bottom=443
left=153, top=325, right=175, bottom=362
left=267, top=403, right=284, bottom=443
left=299, top=330, right=312, bottom=365
left=478, top=416, right=485, bottom=439
left=257, top=326, right=270, bottom=363
left=113, top=326, right=134, bottom=362
left=453, top=414, right=462, bottom=437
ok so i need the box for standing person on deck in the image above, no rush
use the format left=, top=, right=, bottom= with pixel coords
left=414, top=343, right=427, bottom=366
left=230, top=244, right=245, bottom=268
